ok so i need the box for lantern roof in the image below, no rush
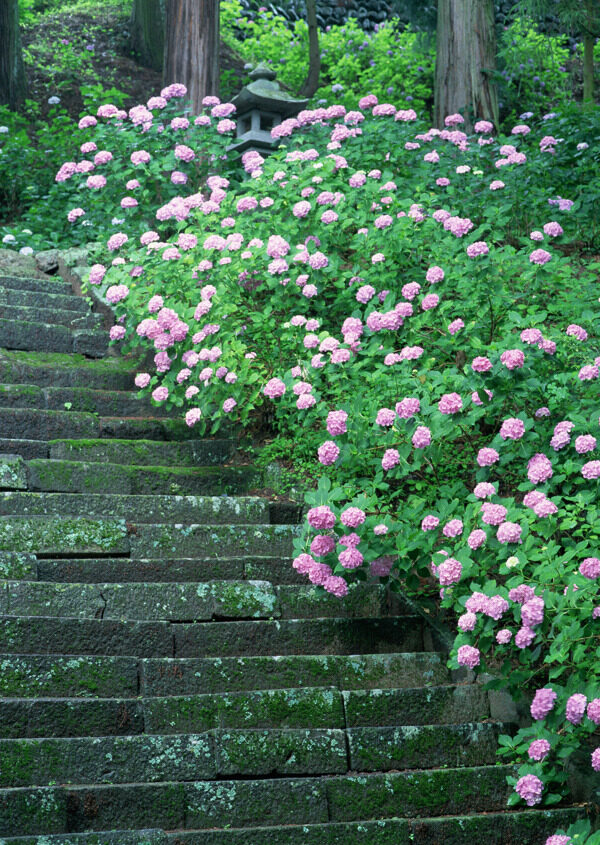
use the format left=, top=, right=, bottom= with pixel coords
left=232, top=62, right=308, bottom=118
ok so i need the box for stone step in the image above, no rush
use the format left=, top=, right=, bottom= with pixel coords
left=0, top=439, right=49, bottom=459
left=347, top=721, right=502, bottom=771
left=0, top=304, right=103, bottom=329
left=0, top=684, right=488, bottom=736
left=0, top=274, right=73, bottom=295
left=0, top=519, right=295, bottom=556
left=0, top=582, right=399, bottom=623
left=0, top=408, right=194, bottom=443
left=2, top=652, right=448, bottom=699
left=343, top=684, right=490, bottom=726
left=0, top=319, right=107, bottom=357
left=48, top=438, right=235, bottom=466
left=0, top=766, right=518, bottom=835
left=25, top=459, right=261, bottom=496
left=0, top=516, right=129, bottom=555
left=0, top=349, right=137, bottom=390
left=0, top=721, right=506, bottom=787
left=1, top=580, right=282, bottom=622
left=3, top=728, right=362, bottom=786
left=0, top=553, right=303, bottom=584
left=0, top=286, right=87, bottom=311
left=0, top=810, right=585, bottom=844
left=0, top=616, right=424, bottom=657
left=0, top=386, right=170, bottom=417
left=0, top=493, right=269, bottom=525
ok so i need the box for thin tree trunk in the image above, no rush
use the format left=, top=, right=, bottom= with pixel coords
left=299, top=0, right=321, bottom=98
left=163, top=0, right=220, bottom=113
left=130, top=0, right=165, bottom=73
left=434, top=0, right=499, bottom=131
left=582, top=0, right=597, bottom=102
left=0, top=0, right=27, bottom=110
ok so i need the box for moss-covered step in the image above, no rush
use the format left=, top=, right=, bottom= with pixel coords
left=2, top=580, right=279, bottom=622
left=0, top=439, right=49, bottom=460
left=0, top=516, right=128, bottom=554
left=34, top=556, right=252, bottom=584
left=0, top=830, right=167, bottom=845
left=215, top=728, right=347, bottom=777
left=326, top=765, right=516, bottom=821
left=0, top=654, right=138, bottom=698
left=98, top=416, right=197, bottom=442
left=0, top=553, right=36, bottom=579
left=25, top=460, right=262, bottom=496
left=0, top=408, right=101, bottom=440
left=0, top=349, right=137, bottom=390
left=42, top=388, right=171, bottom=418
left=0, top=274, right=72, bottom=292
left=0, top=385, right=45, bottom=409
left=144, top=687, right=345, bottom=732
left=0, top=733, right=216, bottom=787
left=0, top=286, right=88, bottom=312
left=48, top=438, right=235, bottom=467
left=275, top=584, right=411, bottom=618
left=0, top=456, right=27, bottom=490
left=0, top=697, right=145, bottom=739
left=140, top=653, right=450, bottom=697
left=346, top=722, right=502, bottom=771
left=173, top=616, right=423, bottom=658
left=128, top=523, right=297, bottom=559
left=32, top=556, right=297, bottom=585
left=343, top=684, right=490, bottom=726
left=0, top=320, right=107, bottom=357
left=0, top=304, right=103, bottom=330
left=0, top=492, right=269, bottom=525
left=0, top=615, right=174, bottom=657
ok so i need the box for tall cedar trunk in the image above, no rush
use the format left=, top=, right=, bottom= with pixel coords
left=163, top=0, right=220, bottom=113
left=0, top=0, right=27, bottom=110
left=434, top=0, right=499, bottom=131
left=299, top=0, right=321, bottom=98
left=582, top=0, right=598, bottom=102
left=130, top=0, right=165, bottom=72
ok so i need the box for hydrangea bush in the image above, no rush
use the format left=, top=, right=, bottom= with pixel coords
left=58, top=87, right=600, bottom=819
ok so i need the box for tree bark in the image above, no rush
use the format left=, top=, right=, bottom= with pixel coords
left=130, top=0, right=165, bottom=73
left=163, top=0, right=220, bottom=113
left=0, top=0, right=27, bottom=110
left=434, top=0, right=499, bottom=131
left=299, top=0, right=321, bottom=98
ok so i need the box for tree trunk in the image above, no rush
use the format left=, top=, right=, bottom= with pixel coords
left=130, top=0, right=165, bottom=73
left=163, top=0, right=220, bottom=114
left=434, top=0, right=499, bottom=131
left=299, top=0, right=321, bottom=98
left=0, top=0, right=27, bottom=110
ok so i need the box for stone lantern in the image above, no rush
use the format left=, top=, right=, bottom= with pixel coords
left=230, top=62, right=309, bottom=154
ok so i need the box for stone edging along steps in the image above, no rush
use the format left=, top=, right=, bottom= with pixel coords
left=0, top=272, right=584, bottom=843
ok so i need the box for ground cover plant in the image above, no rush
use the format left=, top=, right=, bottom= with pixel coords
left=45, top=83, right=600, bottom=832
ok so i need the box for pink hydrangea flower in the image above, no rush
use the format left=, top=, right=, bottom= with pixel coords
left=442, top=519, right=463, bottom=538
left=421, top=515, right=439, bottom=531
left=566, top=693, right=587, bottom=724
left=307, top=506, right=336, bottom=530
left=579, top=557, right=600, bottom=579
left=263, top=378, right=286, bottom=398
left=582, top=461, right=600, bottom=479
left=515, top=774, right=543, bottom=806
left=448, top=319, right=464, bottom=335
left=528, top=739, right=551, bottom=761
left=318, top=441, right=340, bottom=465
left=438, top=393, right=462, bottom=414
left=421, top=293, right=440, bottom=311
left=530, top=249, right=552, bottom=265
left=531, top=688, right=557, bottom=719
left=340, top=507, right=366, bottom=528
left=500, top=349, right=524, bottom=370
left=426, top=266, right=444, bottom=284
left=437, top=557, right=462, bottom=585
left=376, top=408, right=396, bottom=427
left=412, top=426, right=431, bottom=448
left=496, top=629, right=512, bottom=644
left=477, top=448, right=499, bottom=466
left=456, top=645, right=480, bottom=668
left=468, top=529, right=487, bottom=550
left=593, top=748, right=600, bottom=772
left=382, top=449, right=400, bottom=470
left=500, top=418, right=525, bottom=440
left=497, top=522, right=522, bottom=543
left=327, top=410, right=348, bottom=436
left=527, top=453, right=553, bottom=483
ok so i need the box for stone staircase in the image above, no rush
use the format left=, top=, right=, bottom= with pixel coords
left=0, top=273, right=582, bottom=843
